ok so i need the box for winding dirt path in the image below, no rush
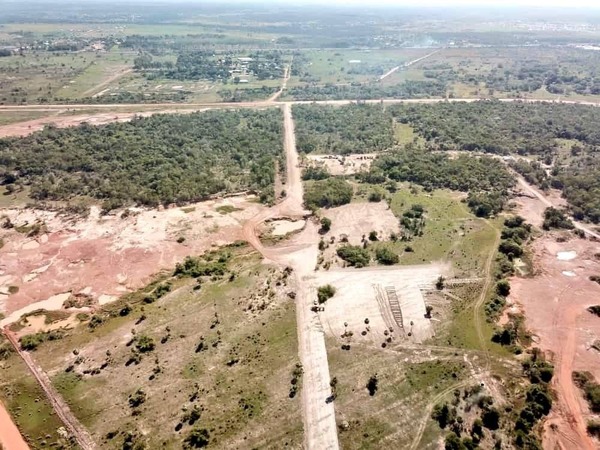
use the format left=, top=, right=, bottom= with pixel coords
left=515, top=175, right=600, bottom=240
left=473, top=221, right=500, bottom=369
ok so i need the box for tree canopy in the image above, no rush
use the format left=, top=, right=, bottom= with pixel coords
left=0, top=109, right=284, bottom=209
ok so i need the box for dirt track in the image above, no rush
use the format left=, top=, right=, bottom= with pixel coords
left=511, top=177, right=600, bottom=450
left=242, top=104, right=340, bottom=449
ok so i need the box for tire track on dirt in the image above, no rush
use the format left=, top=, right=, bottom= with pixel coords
left=242, top=104, right=340, bottom=450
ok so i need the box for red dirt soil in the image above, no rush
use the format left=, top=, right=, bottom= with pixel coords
left=0, top=199, right=265, bottom=319
left=509, top=235, right=600, bottom=450
left=0, top=400, right=30, bottom=450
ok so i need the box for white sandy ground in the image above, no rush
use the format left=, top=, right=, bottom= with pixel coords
left=557, top=251, right=577, bottom=261
left=313, top=263, right=448, bottom=344
left=269, top=219, right=306, bottom=236
left=322, top=202, right=400, bottom=246
left=0, top=293, right=71, bottom=327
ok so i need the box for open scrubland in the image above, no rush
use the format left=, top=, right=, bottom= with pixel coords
left=4, top=4, right=600, bottom=450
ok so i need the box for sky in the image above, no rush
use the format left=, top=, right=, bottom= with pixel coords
left=242, top=0, right=598, bottom=7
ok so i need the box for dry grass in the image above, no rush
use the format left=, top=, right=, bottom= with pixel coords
left=26, top=249, right=303, bottom=449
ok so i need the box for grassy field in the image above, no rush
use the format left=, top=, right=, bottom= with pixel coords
left=288, top=48, right=432, bottom=86
left=0, top=336, right=75, bottom=449
left=326, top=338, right=470, bottom=449
left=19, top=248, right=303, bottom=449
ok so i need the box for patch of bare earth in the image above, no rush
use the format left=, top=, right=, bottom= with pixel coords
left=322, top=202, right=399, bottom=246
left=509, top=235, right=600, bottom=450
left=0, top=109, right=202, bottom=138
left=305, top=154, right=376, bottom=176
left=0, top=196, right=266, bottom=323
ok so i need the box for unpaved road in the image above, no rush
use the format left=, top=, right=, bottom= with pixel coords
left=81, top=67, right=133, bottom=97
left=552, top=304, right=596, bottom=450
left=511, top=175, right=599, bottom=450
left=242, top=104, right=340, bottom=450
left=0, top=400, right=30, bottom=450
left=268, top=62, right=291, bottom=103
left=515, top=175, right=600, bottom=240
left=379, top=49, right=440, bottom=81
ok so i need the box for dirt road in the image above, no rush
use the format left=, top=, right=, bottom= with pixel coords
left=0, top=400, right=30, bottom=450
left=379, top=49, right=440, bottom=81
left=3, top=329, right=96, bottom=450
left=552, top=304, right=596, bottom=450
left=268, top=63, right=291, bottom=103
left=81, top=67, right=133, bottom=98
left=242, top=104, right=340, bottom=450
left=515, top=175, right=600, bottom=239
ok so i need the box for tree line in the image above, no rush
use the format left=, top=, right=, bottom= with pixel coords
left=0, top=109, right=284, bottom=210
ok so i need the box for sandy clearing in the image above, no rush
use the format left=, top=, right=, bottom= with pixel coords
left=0, top=196, right=265, bottom=320
left=15, top=313, right=80, bottom=338
left=305, top=154, right=376, bottom=176
left=0, top=293, right=71, bottom=327
left=269, top=219, right=306, bottom=236
left=314, top=263, right=447, bottom=344
left=322, top=202, right=400, bottom=246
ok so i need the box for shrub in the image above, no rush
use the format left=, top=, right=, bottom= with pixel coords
left=368, top=191, right=383, bottom=202
left=135, top=335, right=155, bottom=353
left=366, top=374, right=378, bottom=396
left=185, top=427, right=210, bottom=448
left=19, top=333, right=45, bottom=351
left=496, top=280, right=511, bottom=297
left=375, top=247, right=399, bottom=265
left=587, top=420, right=600, bottom=437
left=588, top=305, right=600, bottom=316
left=320, top=217, right=332, bottom=233
left=481, top=408, right=500, bottom=430
left=304, top=178, right=353, bottom=210
left=317, top=285, right=336, bottom=304
left=337, top=245, right=370, bottom=267
left=128, top=389, right=147, bottom=408
left=368, top=230, right=378, bottom=241
left=432, top=402, right=456, bottom=429
left=542, top=207, right=574, bottom=230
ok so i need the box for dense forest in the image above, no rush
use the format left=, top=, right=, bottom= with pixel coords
left=287, top=81, right=446, bottom=101
left=388, top=100, right=600, bottom=222
left=365, top=147, right=515, bottom=216
left=293, top=104, right=394, bottom=154
left=0, top=109, right=283, bottom=209
left=388, top=101, right=600, bottom=155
